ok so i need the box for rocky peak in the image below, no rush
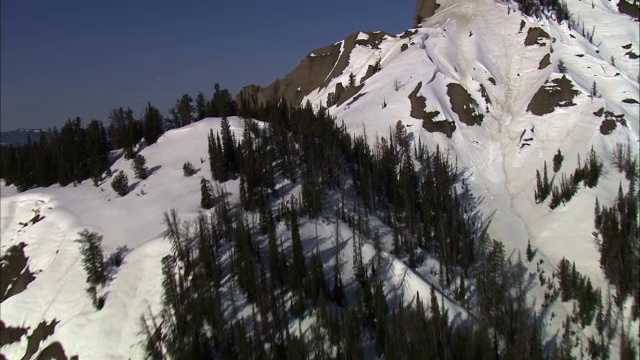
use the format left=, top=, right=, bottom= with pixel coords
left=414, top=0, right=441, bottom=26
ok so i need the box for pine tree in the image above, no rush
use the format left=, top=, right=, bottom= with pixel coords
left=111, top=171, right=129, bottom=196
left=142, top=102, right=163, bottom=145
left=526, top=239, right=535, bottom=262
left=176, top=94, right=195, bottom=127
left=75, top=229, right=107, bottom=309
left=290, top=204, right=305, bottom=293
left=348, top=73, right=356, bottom=87
left=553, top=149, right=564, bottom=172
left=196, top=92, right=207, bottom=120
left=182, top=161, right=197, bottom=177
left=200, top=178, right=214, bottom=209
left=132, top=154, right=149, bottom=180
left=220, top=116, right=237, bottom=178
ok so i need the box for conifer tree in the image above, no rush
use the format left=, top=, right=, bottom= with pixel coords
left=132, top=154, right=149, bottom=180
left=75, top=229, right=107, bottom=309
left=526, top=239, right=535, bottom=262
left=143, top=102, right=163, bottom=145
left=290, top=204, right=305, bottom=293
left=182, top=161, right=196, bottom=177
left=553, top=149, right=564, bottom=173
left=200, top=178, right=214, bottom=209
left=111, top=171, right=129, bottom=196
left=195, top=92, right=207, bottom=120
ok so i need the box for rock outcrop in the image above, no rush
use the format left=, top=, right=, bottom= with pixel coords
left=414, top=0, right=441, bottom=26
left=237, top=31, right=389, bottom=108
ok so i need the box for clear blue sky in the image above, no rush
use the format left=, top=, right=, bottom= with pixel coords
left=1, top=0, right=414, bottom=131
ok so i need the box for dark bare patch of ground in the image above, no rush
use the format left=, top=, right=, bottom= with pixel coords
left=538, top=53, right=551, bottom=69
left=355, top=32, right=388, bottom=49
left=1, top=243, right=36, bottom=303
left=408, top=82, right=455, bottom=137
left=35, top=342, right=78, bottom=360
left=576, top=54, right=585, bottom=57
left=336, top=85, right=365, bottom=107
left=237, top=31, right=390, bottom=108
left=600, top=119, right=618, bottom=135
left=488, top=77, right=496, bottom=85
left=15, top=320, right=59, bottom=360
left=593, top=107, right=605, bottom=117
left=600, top=111, right=627, bottom=135
left=622, top=98, right=639, bottom=104
left=415, top=0, right=441, bottom=25
left=527, top=76, right=580, bottom=116
left=622, top=43, right=632, bottom=49
left=524, top=27, right=550, bottom=46
left=447, top=83, right=484, bottom=126
left=401, top=43, right=409, bottom=52
left=1, top=321, right=28, bottom=347
left=625, top=50, right=639, bottom=59
left=399, top=30, right=418, bottom=39
left=360, top=64, right=378, bottom=84
left=617, top=0, right=639, bottom=20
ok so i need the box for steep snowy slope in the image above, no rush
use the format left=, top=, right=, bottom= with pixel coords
left=1, top=118, right=470, bottom=359
left=301, top=0, right=639, bottom=352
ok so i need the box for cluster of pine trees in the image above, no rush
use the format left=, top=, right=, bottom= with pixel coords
left=534, top=147, right=603, bottom=209
left=204, top=100, right=481, bottom=288
left=1, top=84, right=237, bottom=192
left=142, top=202, right=560, bottom=360
left=0, top=118, right=110, bottom=191
left=594, top=178, right=638, bottom=310
left=512, top=0, right=570, bottom=21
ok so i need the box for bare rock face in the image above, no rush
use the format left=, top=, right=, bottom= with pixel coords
left=237, top=31, right=389, bottom=108
left=414, top=0, right=441, bottom=26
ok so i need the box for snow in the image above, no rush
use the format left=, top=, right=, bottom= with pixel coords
left=2, top=0, right=639, bottom=357
left=304, top=0, right=639, bottom=352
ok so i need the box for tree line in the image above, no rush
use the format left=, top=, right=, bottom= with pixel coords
left=0, top=84, right=237, bottom=191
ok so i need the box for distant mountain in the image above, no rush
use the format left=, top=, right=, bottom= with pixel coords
left=0, top=128, right=43, bottom=146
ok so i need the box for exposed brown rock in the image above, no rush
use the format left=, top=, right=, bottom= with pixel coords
left=1, top=243, right=36, bottom=303
left=334, top=83, right=345, bottom=101
left=401, top=43, right=409, bottom=52
left=409, top=82, right=455, bottom=137
left=447, top=83, right=484, bottom=126
left=20, top=320, right=58, bottom=360
left=617, top=0, right=639, bottom=20
left=600, top=119, right=617, bottom=135
left=36, top=342, right=77, bottom=360
left=414, top=0, right=441, bottom=26
left=1, top=321, right=27, bottom=347
left=360, top=65, right=378, bottom=84
left=399, top=30, right=418, bottom=39
left=336, top=85, right=364, bottom=107
left=355, top=31, right=388, bottom=49
left=524, top=27, right=550, bottom=46
left=527, top=76, right=580, bottom=116
left=237, top=31, right=388, bottom=108
left=538, top=53, right=551, bottom=69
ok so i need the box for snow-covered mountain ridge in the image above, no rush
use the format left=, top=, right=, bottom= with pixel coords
left=1, top=0, right=638, bottom=359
